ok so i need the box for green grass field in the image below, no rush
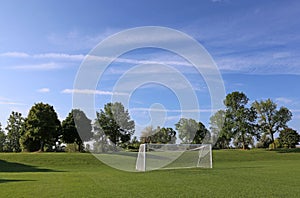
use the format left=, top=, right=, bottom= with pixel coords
left=0, top=150, right=299, bottom=197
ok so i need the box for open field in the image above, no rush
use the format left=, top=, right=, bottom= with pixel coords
left=0, top=150, right=299, bottom=198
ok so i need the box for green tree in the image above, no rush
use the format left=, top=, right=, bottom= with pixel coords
left=233, top=134, right=254, bottom=149
left=5, top=111, right=24, bottom=152
left=141, top=126, right=176, bottom=144
left=0, top=123, right=6, bottom=152
left=96, top=102, right=135, bottom=148
left=224, top=92, right=257, bottom=149
left=140, top=126, right=155, bottom=143
left=61, top=109, right=92, bottom=152
left=127, top=136, right=140, bottom=150
left=156, top=127, right=176, bottom=144
left=256, top=133, right=272, bottom=148
left=252, top=99, right=292, bottom=146
left=21, top=103, right=61, bottom=152
left=278, top=128, right=300, bottom=148
left=92, top=124, right=112, bottom=153
left=192, top=122, right=209, bottom=144
left=210, top=110, right=232, bottom=149
left=175, top=118, right=209, bottom=144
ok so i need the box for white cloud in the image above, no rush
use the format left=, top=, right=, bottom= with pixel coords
left=211, top=0, right=227, bottom=2
left=0, top=101, right=25, bottom=105
left=273, top=52, right=291, bottom=59
left=0, top=97, right=25, bottom=106
left=37, top=88, right=50, bottom=93
left=61, top=89, right=128, bottom=96
left=87, top=54, right=193, bottom=68
left=47, top=28, right=119, bottom=50
left=130, top=107, right=218, bottom=113
left=0, top=52, right=30, bottom=58
left=10, top=62, right=63, bottom=71
left=214, top=52, right=300, bottom=75
left=33, top=53, right=84, bottom=61
left=0, top=52, right=85, bottom=61
left=275, top=97, right=293, bottom=104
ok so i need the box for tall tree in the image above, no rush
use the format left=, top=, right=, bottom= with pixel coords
left=0, top=123, right=6, bottom=152
left=175, top=118, right=199, bottom=143
left=5, top=111, right=24, bottom=152
left=140, top=126, right=156, bottom=143
left=61, top=109, right=92, bottom=152
left=192, top=122, right=209, bottom=144
left=96, top=102, right=135, bottom=147
left=256, top=133, right=272, bottom=148
left=252, top=99, right=292, bottom=145
left=210, top=110, right=232, bottom=149
left=93, top=124, right=112, bottom=153
left=175, top=118, right=209, bottom=144
left=155, top=127, right=176, bottom=144
left=278, top=128, right=300, bottom=148
left=224, top=92, right=257, bottom=149
left=140, top=126, right=176, bottom=144
left=21, top=103, right=61, bottom=152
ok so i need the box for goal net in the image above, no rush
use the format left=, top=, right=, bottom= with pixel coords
left=136, top=144, right=212, bottom=171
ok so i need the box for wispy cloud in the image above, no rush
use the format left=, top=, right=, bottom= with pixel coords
left=0, top=52, right=85, bottom=61
left=33, top=53, right=84, bottom=61
left=130, top=107, right=218, bottom=113
left=10, top=62, right=63, bottom=71
left=275, top=97, right=293, bottom=104
left=211, top=0, right=227, bottom=2
left=61, top=89, right=128, bottom=96
left=0, top=52, right=30, bottom=58
left=37, top=88, right=50, bottom=93
left=0, top=97, right=25, bottom=106
left=47, top=28, right=119, bottom=51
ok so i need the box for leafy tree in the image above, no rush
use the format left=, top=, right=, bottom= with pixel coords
left=0, top=123, right=6, bottom=152
left=140, top=126, right=155, bottom=143
left=5, top=111, right=24, bottom=152
left=156, top=127, right=176, bottom=144
left=21, top=103, right=61, bottom=152
left=61, top=109, right=93, bottom=152
left=224, top=92, right=257, bottom=149
left=192, top=122, right=209, bottom=144
left=252, top=99, right=292, bottom=146
left=19, top=128, right=41, bottom=152
left=140, top=126, right=176, bottom=144
left=96, top=102, right=135, bottom=148
left=92, top=123, right=112, bottom=153
left=210, top=110, right=231, bottom=149
left=233, top=134, right=254, bottom=149
left=127, top=136, right=140, bottom=150
left=256, top=133, right=272, bottom=148
left=175, top=118, right=209, bottom=144
left=278, top=128, right=300, bottom=148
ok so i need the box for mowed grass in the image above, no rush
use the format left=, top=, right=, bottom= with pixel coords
left=0, top=150, right=299, bottom=198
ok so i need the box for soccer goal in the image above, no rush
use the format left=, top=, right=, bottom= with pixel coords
left=136, top=144, right=212, bottom=171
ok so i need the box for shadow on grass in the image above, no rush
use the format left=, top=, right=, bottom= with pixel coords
left=0, top=160, right=62, bottom=173
left=0, top=179, right=36, bottom=184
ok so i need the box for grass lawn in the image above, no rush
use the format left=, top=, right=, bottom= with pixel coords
left=0, top=149, right=299, bottom=197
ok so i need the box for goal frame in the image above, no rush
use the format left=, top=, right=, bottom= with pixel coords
left=135, top=143, right=212, bottom=172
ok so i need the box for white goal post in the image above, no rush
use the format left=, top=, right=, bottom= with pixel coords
left=136, top=144, right=212, bottom=171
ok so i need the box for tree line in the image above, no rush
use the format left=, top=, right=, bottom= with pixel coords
left=211, top=91, right=299, bottom=149
left=0, top=91, right=299, bottom=152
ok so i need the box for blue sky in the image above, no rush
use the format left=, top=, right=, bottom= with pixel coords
left=0, top=0, right=300, bottom=138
